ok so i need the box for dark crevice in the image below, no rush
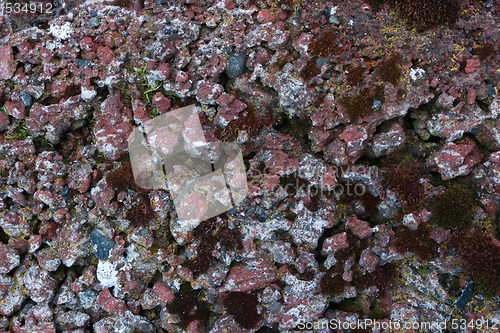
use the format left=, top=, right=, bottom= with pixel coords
left=476, top=98, right=491, bottom=114
left=423, top=135, right=442, bottom=143
left=0, top=226, right=9, bottom=244
left=218, top=72, right=229, bottom=90
left=63, top=84, right=81, bottom=100
left=314, top=226, right=338, bottom=265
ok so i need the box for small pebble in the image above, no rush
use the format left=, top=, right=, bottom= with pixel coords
left=87, top=17, right=100, bottom=29
left=19, top=92, right=33, bottom=107
left=226, top=54, right=248, bottom=78
left=372, top=100, right=382, bottom=111
left=315, top=57, right=329, bottom=67
left=90, top=230, right=115, bottom=261
left=61, top=185, right=70, bottom=197
left=329, top=16, right=340, bottom=25
left=487, top=86, right=497, bottom=97
left=74, top=58, right=93, bottom=68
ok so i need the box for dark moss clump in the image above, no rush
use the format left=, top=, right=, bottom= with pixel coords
left=431, top=184, right=477, bottom=229
left=185, top=216, right=242, bottom=276
left=395, top=224, right=439, bottom=260
left=354, top=263, right=399, bottom=295
left=125, top=191, right=155, bottom=227
left=223, top=292, right=262, bottom=329
left=383, top=166, right=425, bottom=212
left=167, top=284, right=210, bottom=328
left=185, top=218, right=218, bottom=276
left=309, top=29, right=340, bottom=58
left=112, top=0, right=131, bottom=6
left=369, top=299, right=391, bottom=319
left=396, top=0, right=460, bottom=30
left=220, top=102, right=263, bottom=142
left=319, top=271, right=345, bottom=295
left=451, top=231, right=500, bottom=297
left=300, top=57, right=321, bottom=79
left=376, top=54, right=402, bottom=86
left=367, top=0, right=391, bottom=11
left=346, top=65, right=366, bottom=86
left=342, top=191, right=381, bottom=218
left=106, top=160, right=155, bottom=226
left=218, top=226, right=244, bottom=251
left=340, top=85, right=384, bottom=122
left=471, top=44, right=496, bottom=61
left=107, top=160, right=135, bottom=193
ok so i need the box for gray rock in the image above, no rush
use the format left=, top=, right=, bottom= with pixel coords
left=226, top=54, right=247, bottom=78
left=87, top=17, right=100, bottom=29
left=90, top=230, right=115, bottom=261
left=78, top=290, right=98, bottom=309
left=455, top=282, right=474, bottom=310
left=94, top=311, right=155, bottom=333
left=74, top=58, right=93, bottom=68
left=19, top=92, right=33, bottom=107
left=329, top=16, right=340, bottom=25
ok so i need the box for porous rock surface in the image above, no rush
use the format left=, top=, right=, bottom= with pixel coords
left=0, top=0, right=499, bottom=332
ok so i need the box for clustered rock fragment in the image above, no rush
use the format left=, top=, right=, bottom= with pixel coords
left=0, top=0, right=499, bottom=332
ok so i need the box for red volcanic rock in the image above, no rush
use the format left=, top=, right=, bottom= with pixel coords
left=153, top=282, right=175, bottom=304
left=370, top=122, right=406, bottom=157
left=0, top=46, right=17, bottom=80
left=52, top=226, right=90, bottom=268
left=257, top=11, right=276, bottom=24
left=359, top=248, right=379, bottom=274
left=293, top=33, right=313, bottom=54
left=93, top=95, right=133, bottom=161
left=429, top=139, right=482, bottom=180
left=23, top=264, right=57, bottom=303
left=0, top=111, right=9, bottom=131
left=152, top=92, right=171, bottom=114
left=347, top=217, right=373, bottom=239
left=322, top=232, right=349, bottom=255
left=97, top=288, right=127, bottom=315
left=4, top=101, right=26, bottom=119
left=465, top=58, right=481, bottom=73
left=27, top=97, right=90, bottom=144
left=97, top=46, right=115, bottom=66
left=195, top=80, right=224, bottom=105
left=220, top=254, right=279, bottom=292
left=0, top=243, right=20, bottom=274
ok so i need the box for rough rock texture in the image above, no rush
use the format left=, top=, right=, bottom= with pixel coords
left=0, top=0, right=498, bottom=332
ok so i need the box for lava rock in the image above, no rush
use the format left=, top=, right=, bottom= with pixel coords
left=93, top=95, right=133, bottom=161
left=0, top=243, right=20, bottom=273
left=226, top=54, right=248, bottom=78
left=455, top=282, right=474, bottom=310
left=0, top=46, right=17, bottom=80
left=4, top=101, right=26, bottom=119
left=23, top=264, right=57, bottom=303
left=429, top=139, right=482, bottom=180
left=19, top=92, right=33, bottom=107
left=0, top=111, right=9, bottom=131
left=87, top=17, right=100, bottom=29
left=90, top=230, right=116, bottom=261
